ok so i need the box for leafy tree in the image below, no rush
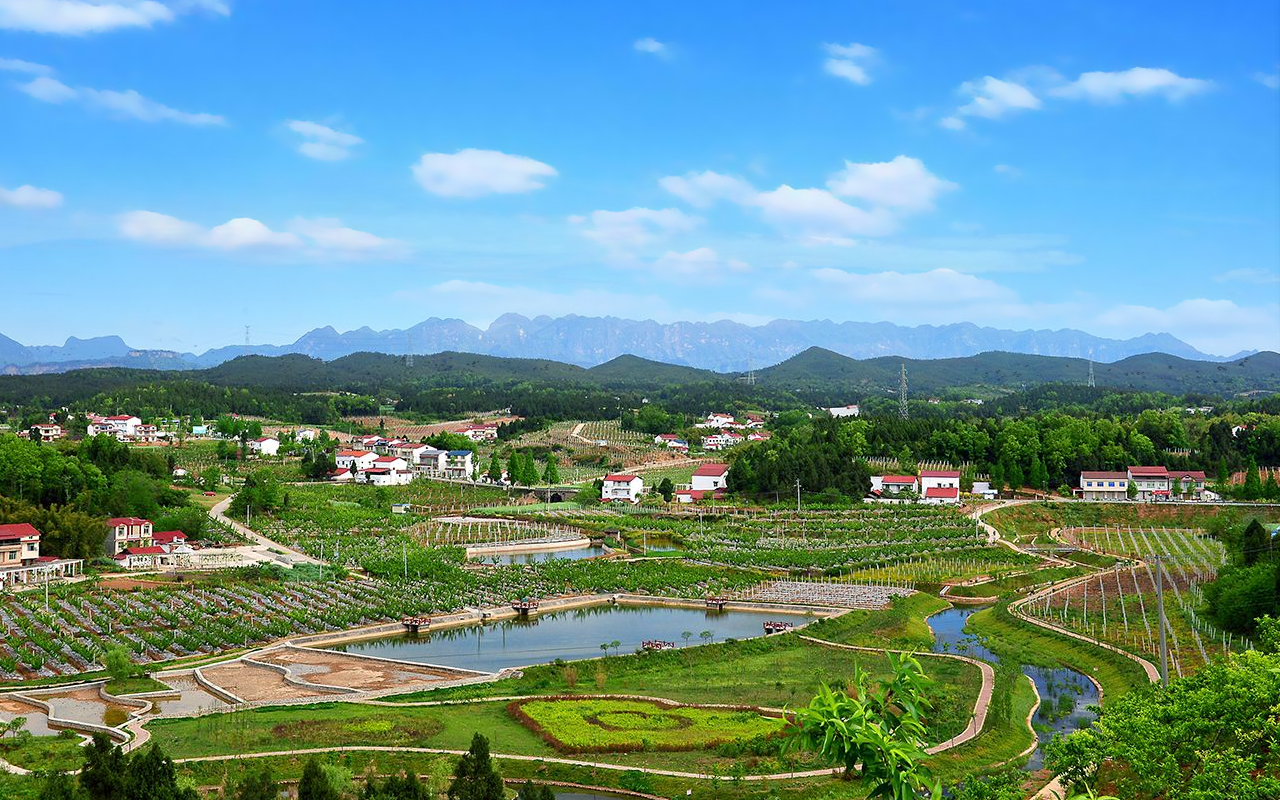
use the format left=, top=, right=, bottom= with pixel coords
left=233, top=764, right=277, bottom=800
left=656, top=477, right=674, bottom=502
left=1242, top=457, right=1263, bottom=500
left=541, top=453, right=560, bottom=485
left=486, top=453, right=502, bottom=482
left=79, top=734, right=126, bottom=800
left=364, top=772, right=430, bottom=800
left=785, top=652, right=940, bottom=800
left=447, top=733, right=504, bottom=800
left=40, top=771, right=85, bottom=800
left=515, top=781, right=555, bottom=800
left=425, top=432, right=473, bottom=452
left=947, top=767, right=1025, bottom=800
left=103, top=646, right=138, bottom=683
left=297, top=758, right=339, bottom=800
left=124, top=743, right=198, bottom=800
left=1046, top=650, right=1280, bottom=799
left=1241, top=519, right=1271, bottom=567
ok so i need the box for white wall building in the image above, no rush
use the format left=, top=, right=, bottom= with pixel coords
left=1079, top=471, right=1129, bottom=501
left=919, top=470, right=961, bottom=493
left=691, top=463, right=730, bottom=492
left=602, top=474, right=644, bottom=503
left=336, top=449, right=378, bottom=471
left=249, top=437, right=280, bottom=456
left=825, top=405, right=861, bottom=418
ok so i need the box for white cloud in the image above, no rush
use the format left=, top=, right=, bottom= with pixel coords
left=411, top=149, right=557, bottom=198
left=571, top=207, right=699, bottom=248
left=287, top=120, right=363, bottom=161
left=1214, top=268, right=1280, bottom=285
left=658, top=170, right=756, bottom=208
left=753, top=185, right=898, bottom=237
left=17, top=75, right=77, bottom=102
left=944, top=76, right=1040, bottom=129
left=0, top=57, right=52, bottom=75
left=1091, top=298, right=1280, bottom=356
left=119, top=210, right=400, bottom=258
left=823, top=42, right=877, bottom=86
left=634, top=38, right=668, bottom=57
left=652, top=247, right=751, bottom=278
left=0, top=0, right=226, bottom=36
left=0, top=184, right=63, bottom=208
left=16, top=76, right=224, bottom=124
left=659, top=157, right=955, bottom=240
left=826, top=156, right=957, bottom=212
left=993, top=164, right=1019, bottom=176
left=1254, top=69, right=1280, bottom=90
left=1050, top=67, right=1213, bottom=103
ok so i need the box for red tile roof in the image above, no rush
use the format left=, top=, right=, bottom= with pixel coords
left=121, top=546, right=166, bottom=555
left=107, top=517, right=150, bottom=527
left=106, top=415, right=137, bottom=421
left=152, top=531, right=186, bottom=544
left=693, top=463, right=730, bottom=477
left=337, top=449, right=372, bottom=457
left=1128, top=466, right=1169, bottom=477
left=1081, top=471, right=1128, bottom=480
left=881, top=475, right=917, bottom=484
left=0, top=523, right=40, bottom=541
left=604, top=474, right=639, bottom=482
left=925, top=486, right=959, bottom=499
left=920, top=470, right=961, bottom=478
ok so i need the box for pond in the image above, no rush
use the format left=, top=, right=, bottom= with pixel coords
left=329, top=603, right=798, bottom=673
left=471, top=545, right=607, bottom=565
left=926, top=606, right=1098, bottom=770
left=148, top=675, right=229, bottom=717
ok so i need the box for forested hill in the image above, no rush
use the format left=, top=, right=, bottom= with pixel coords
left=757, top=347, right=1280, bottom=399
left=0, top=348, right=1276, bottom=412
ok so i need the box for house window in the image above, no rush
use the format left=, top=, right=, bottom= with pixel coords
left=1108, top=482, right=1114, bottom=487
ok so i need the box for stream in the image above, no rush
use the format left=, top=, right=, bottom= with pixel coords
left=926, top=606, right=1098, bottom=769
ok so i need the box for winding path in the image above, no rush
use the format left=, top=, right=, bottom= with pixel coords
left=209, top=496, right=322, bottom=566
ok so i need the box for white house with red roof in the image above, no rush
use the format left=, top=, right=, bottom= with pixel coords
left=152, top=530, right=187, bottom=547
left=919, top=470, right=962, bottom=494
left=31, top=423, right=63, bottom=442
left=923, top=486, right=961, bottom=505
left=696, top=413, right=738, bottom=429
left=1079, top=471, right=1129, bottom=501
left=703, top=431, right=745, bottom=451
left=105, top=415, right=141, bottom=438
left=691, top=463, right=730, bottom=492
left=1127, top=466, right=1170, bottom=501
left=1169, top=470, right=1207, bottom=499
left=746, top=431, right=772, bottom=442
left=105, top=517, right=153, bottom=556
left=0, top=523, right=83, bottom=587
left=335, top=449, right=378, bottom=472
left=358, top=467, right=413, bottom=486
left=675, top=488, right=724, bottom=504
left=461, top=424, right=499, bottom=442
left=371, top=455, right=408, bottom=472
left=602, top=474, right=644, bottom=503
left=248, top=436, right=280, bottom=456
left=873, top=475, right=919, bottom=496
left=354, top=434, right=383, bottom=449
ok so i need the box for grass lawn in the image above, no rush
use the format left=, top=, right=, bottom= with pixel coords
left=966, top=603, right=1150, bottom=704
left=106, top=675, right=173, bottom=695
left=0, top=732, right=86, bottom=772
left=802, top=592, right=949, bottom=650
left=947, top=566, right=1087, bottom=598
left=926, top=672, right=1038, bottom=781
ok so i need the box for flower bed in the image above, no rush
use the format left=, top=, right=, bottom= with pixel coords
left=507, top=696, right=783, bottom=753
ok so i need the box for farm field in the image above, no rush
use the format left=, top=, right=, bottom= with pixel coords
left=983, top=502, right=1280, bottom=545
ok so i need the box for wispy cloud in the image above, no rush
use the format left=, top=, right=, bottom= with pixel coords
left=0, top=0, right=228, bottom=36
left=412, top=149, right=557, bottom=198
left=570, top=207, right=699, bottom=249
left=119, top=210, right=404, bottom=258
left=16, top=74, right=225, bottom=124
left=1214, top=268, right=1280, bottom=285
left=0, top=184, right=63, bottom=208
left=0, top=56, right=53, bottom=75
left=822, top=42, right=877, bottom=86
left=1050, top=67, right=1213, bottom=103
left=634, top=38, right=669, bottom=58
left=1253, top=67, right=1280, bottom=90
left=286, top=120, right=363, bottom=161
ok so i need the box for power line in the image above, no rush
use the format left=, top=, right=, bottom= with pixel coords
left=898, top=363, right=909, bottom=420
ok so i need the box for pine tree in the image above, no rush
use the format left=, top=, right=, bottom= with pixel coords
left=447, top=733, right=504, bottom=800
left=79, top=734, right=126, bottom=800
left=1243, top=458, right=1263, bottom=501
left=486, top=453, right=502, bottom=482
left=234, top=764, right=277, bottom=800
left=298, top=758, right=339, bottom=800
left=505, top=453, right=519, bottom=486
left=542, top=454, right=560, bottom=485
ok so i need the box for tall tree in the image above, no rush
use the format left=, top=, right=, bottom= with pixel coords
left=297, top=758, right=339, bottom=800
left=233, top=764, right=277, bottom=800
left=447, top=733, right=504, bottom=800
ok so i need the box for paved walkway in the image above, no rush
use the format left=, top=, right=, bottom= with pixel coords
left=210, top=496, right=322, bottom=566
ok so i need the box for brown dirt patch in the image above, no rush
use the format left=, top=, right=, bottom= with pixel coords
left=201, top=662, right=348, bottom=702
left=255, top=648, right=475, bottom=692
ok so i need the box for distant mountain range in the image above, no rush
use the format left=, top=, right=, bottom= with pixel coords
left=0, top=314, right=1256, bottom=375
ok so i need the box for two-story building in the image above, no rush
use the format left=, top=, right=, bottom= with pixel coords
left=461, top=424, right=499, bottom=442
left=919, top=470, right=961, bottom=494
left=335, top=449, right=379, bottom=472
left=415, top=447, right=449, bottom=475
left=0, top=523, right=40, bottom=570
left=105, top=517, right=153, bottom=556
left=30, top=423, right=64, bottom=442
left=923, top=486, right=961, bottom=505
left=249, top=436, right=280, bottom=456
left=1079, top=471, right=1129, bottom=501
left=1168, top=470, right=1207, bottom=500
left=443, top=450, right=474, bottom=479
left=602, top=474, right=643, bottom=503
left=874, top=475, right=919, bottom=496
left=1127, top=466, right=1170, bottom=501
left=691, top=463, right=730, bottom=492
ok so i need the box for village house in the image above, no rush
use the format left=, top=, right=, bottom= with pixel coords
left=1127, top=466, right=1171, bottom=501
left=328, top=467, right=354, bottom=482
left=703, top=430, right=745, bottom=451
left=335, top=449, right=379, bottom=472
left=443, top=450, right=474, bottom=479
left=105, top=414, right=141, bottom=438
left=354, top=434, right=383, bottom=450
left=919, top=470, right=962, bottom=494
left=248, top=436, right=280, bottom=456
left=743, top=413, right=766, bottom=429
left=1168, top=470, right=1207, bottom=499
left=602, top=474, right=644, bottom=503
left=695, top=413, right=738, bottom=429
left=825, top=404, right=861, bottom=418
left=654, top=434, right=690, bottom=452
left=1078, top=471, right=1129, bottom=501
left=923, top=486, right=961, bottom=505
left=415, top=447, right=448, bottom=475
left=31, top=423, right=63, bottom=442
left=357, top=467, right=414, bottom=486
left=296, top=429, right=317, bottom=442
left=874, top=475, right=919, bottom=496
left=0, top=523, right=84, bottom=587
left=105, top=517, right=153, bottom=556
left=392, top=443, right=431, bottom=463
left=675, top=489, right=723, bottom=504
left=691, top=463, right=730, bottom=493
left=746, top=431, right=772, bottom=442
left=372, top=438, right=408, bottom=455
left=371, top=455, right=409, bottom=472
left=461, top=424, right=499, bottom=442
left=134, top=424, right=161, bottom=443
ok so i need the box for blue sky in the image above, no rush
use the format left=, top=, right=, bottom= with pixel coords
left=1, top=0, right=1278, bottom=357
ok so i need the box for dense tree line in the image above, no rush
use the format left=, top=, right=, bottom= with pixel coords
left=1202, top=516, right=1279, bottom=634
left=728, top=416, right=873, bottom=499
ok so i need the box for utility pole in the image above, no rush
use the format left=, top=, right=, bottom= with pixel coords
left=898, top=363, right=909, bottom=420
left=795, top=478, right=802, bottom=512
left=1155, top=554, right=1168, bottom=686
left=1087, top=348, right=1096, bottom=388
left=403, top=543, right=407, bottom=580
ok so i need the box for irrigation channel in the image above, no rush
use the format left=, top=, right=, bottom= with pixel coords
left=329, top=604, right=792, bottom=673
left=926, top=606, right=1097, bottom=770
